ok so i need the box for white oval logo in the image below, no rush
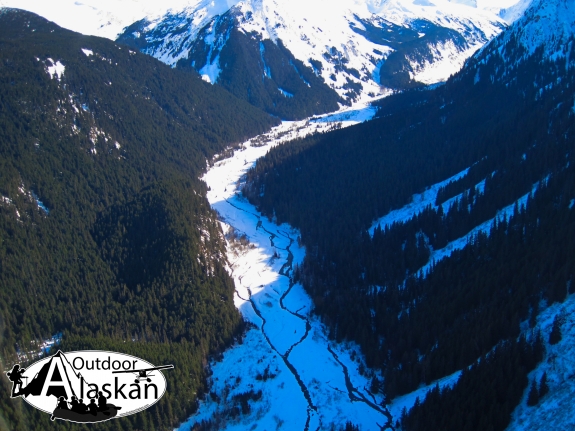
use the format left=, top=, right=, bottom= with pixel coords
left=6, top=350, right=173, bottom=423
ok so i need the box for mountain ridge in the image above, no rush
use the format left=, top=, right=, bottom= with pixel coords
left=118, top=0, right=511, bottom=99
left=1, top=0, right=531, bottom=119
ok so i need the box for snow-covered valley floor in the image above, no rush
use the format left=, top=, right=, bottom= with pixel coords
left=178, top=104, right=398, bottom=431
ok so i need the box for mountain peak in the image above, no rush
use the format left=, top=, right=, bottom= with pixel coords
left=474, top=0, right=574, bottom=68
left=1, top=0, right=534, bottom=117
left=116, top=0, right=513, bottom=106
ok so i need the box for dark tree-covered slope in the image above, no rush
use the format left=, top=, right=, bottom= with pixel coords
left=244, top=2, right=575, bottom=427
left=350, top=16, right=469, bottom=89
left=0, top=8, right=276, bottom=431
left=118, top=9, right=342, bottom=121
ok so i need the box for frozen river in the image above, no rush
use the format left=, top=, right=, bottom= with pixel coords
left=177, top=104, right=397, bottom=430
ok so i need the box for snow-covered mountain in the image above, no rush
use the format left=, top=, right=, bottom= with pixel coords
left=1, top=0, right=529, bottom=118
left=0, top=0, right=191, bottom=40
left=467, top=0, right=574, bottom=97
left=117, top=0, right=517, bottom=104
left=487, top=0, right=574, bottom=62
left=0, top=0, right=530, bottom=40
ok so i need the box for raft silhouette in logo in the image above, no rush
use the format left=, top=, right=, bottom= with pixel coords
left=6, top=350, right=173, bottom=423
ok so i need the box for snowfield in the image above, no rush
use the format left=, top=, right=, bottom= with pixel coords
left=1, top=0, right=528, bottom=102
left=46, top=58, right=65, bottom=81
left=0, top=0, right=191, bottom=40
left=121, top=0, right=512, bottom=102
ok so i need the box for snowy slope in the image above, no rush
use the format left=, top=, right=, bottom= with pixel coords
left=507, top=293, right=575, bottom=430
left=1, top=0, right=531, bottom=107
left=116, top=0, right=516, bottom=101
left=471, top=0, right=575, bottom=76
left=388, top=289, right=575, bottom=430
left=0, top=0, right=191, bottom=40
left=504, top=0, right=575, bottom=59
left=477, top=0, right=533, bottom=24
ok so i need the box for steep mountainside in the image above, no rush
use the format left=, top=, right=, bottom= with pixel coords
left=1, top=0, right=528, bottom=119
left=114, top=0, right=513, bottom=118
left=243, top=0, right=575, bottom=428
left=0, top=8, right=276, bottom=431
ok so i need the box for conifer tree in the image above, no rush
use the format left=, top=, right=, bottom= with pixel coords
left=526, top=380, right=539, bottom=406
left=549, top=316, right=562, bottom=345
left=538, top=372, right=549, bottom=399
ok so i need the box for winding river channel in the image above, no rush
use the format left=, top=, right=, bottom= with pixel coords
left=179, top=105, right=395, bottom=431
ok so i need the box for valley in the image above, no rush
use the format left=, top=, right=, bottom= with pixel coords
left=182, top=105, right=397, bottom=430
left=2, top=0, right=575, bottom=430
left=187, top=86, right=575, bottom=429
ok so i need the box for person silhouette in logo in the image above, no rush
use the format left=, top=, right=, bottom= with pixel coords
left=50, top=396, right=70, bottom=421
left=70, top=395, right=80, bottom=412
left=97, top=391, right=108, bottom=411
left=77, top=399, right=88, bottom=414
left=88, top=398, right=98, bottom=416
left=6, top=364, right=26, bottom=397
left=56, top=396, right=69, bottom=410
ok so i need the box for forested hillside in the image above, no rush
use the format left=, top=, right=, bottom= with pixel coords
left=0, top=8, right=276, bottom=431
left=244, top=2, right=575, bottom=427
left=118, top=11, right=342, bottom=121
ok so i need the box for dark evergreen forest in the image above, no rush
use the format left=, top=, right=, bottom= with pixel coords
left=184, top=31, right=343, bottom=120
left=350, top=16, right=472, bottom=89
left=0, top=9, right=276, bottom=431
left=118, top=13, right=342, bottom=121
left=244, top=28, right=575, bottom=428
